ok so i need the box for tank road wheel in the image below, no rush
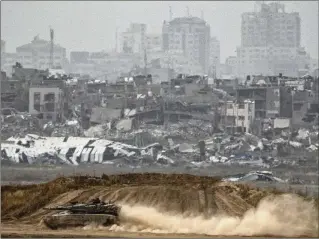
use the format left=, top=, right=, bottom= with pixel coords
left=43, top=219, right=58, bottom=230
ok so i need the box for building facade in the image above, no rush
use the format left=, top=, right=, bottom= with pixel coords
left=146, top=34, right=162, bottom=51
left=29, top=86, right=64, bottom=121
left=1, top=40, right=5, bottom=55
left=70, top=51, right=90, bottom=64
left=16, top=36, right=67, bottom=70
left=120, top=23, right=147, bottom=54
left=148, top=49, right=203, bottom=75
left=209, top=37, right=220, bottom=78
left=237, top=2, right=305, bottom=77
left=236, top=46, right=302, bottom=77
left=223, top=99, right=255, bottom=133
left=241, top=2, right=300, bottom=48
left=88, top=52, right=109, bottom=65
left=224, top=56, right=238, bottom=76
left=236, top=85, right=280, bottom=119
left=309, top=58, right=318, bottom=71
left=162, top=17, right=210, bottom=74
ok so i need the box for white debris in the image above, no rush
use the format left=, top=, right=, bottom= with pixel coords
left=296, top=128, right=309, bottom=140
left=289, top=141, right=303, bottom=148
left=1, top=135, right=141, bottom=165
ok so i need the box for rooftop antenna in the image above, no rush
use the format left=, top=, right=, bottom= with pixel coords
left=49, top=26, right=54, bottom=69
left=186, top=6, right=190, bottom=17
left=169, top=6, right=173, bottom=21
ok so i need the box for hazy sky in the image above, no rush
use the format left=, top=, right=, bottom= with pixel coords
left=1, top=1, right=318, bottom=62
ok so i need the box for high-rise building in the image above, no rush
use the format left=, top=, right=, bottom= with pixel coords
left=224, top=56, right=238, bottom=75
left=1, top=40, right=5, bottom=55
left=162, top=17, right=210, bottom=74
left=1, top=40, right=6, bottom=70
left=209, top=37, right=220, bottom=78
left=16, top=35, right=67, bottom=70
left=146, top=34, right=162, bottom=51
left=237, top=2, right=304, bottom=77
left=120, top=23, right=147, bottom=54
left=241, top=2, right=300, bottom=48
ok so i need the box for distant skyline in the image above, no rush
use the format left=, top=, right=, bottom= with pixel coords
left=1, top=1, right=318, bottom=62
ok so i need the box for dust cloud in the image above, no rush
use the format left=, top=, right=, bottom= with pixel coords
left=106, top=194, right=318, bottom=237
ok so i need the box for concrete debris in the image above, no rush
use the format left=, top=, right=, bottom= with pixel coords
left=2, top=116, right=318, bottom=171
left=1, top=114, right=42, bottom=140
left=115, top=119, right=133, bottom=132
left=222, top=171, right=286, bottom=183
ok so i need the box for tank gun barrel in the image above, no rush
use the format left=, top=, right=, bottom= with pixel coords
left=44, top=206, right=72, bottom=210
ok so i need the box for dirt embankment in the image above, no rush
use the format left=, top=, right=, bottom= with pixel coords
left=1, top=173, right=319, bottom=237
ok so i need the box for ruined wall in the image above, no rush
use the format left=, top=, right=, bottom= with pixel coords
left=266, top=87, right=280, bottom=118
left=29, top=87, right=63, bottom=121
left=279, top=87, right=292, bottom=118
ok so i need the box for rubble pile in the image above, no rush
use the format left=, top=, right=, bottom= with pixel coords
left=146, top=120, right=215, bottom=143
left=1, top=134, right=173, bottom=167
left=222, top=171, right=286, bottom=183
left=1, top=114, right=42, bottom=140
left=83, top=120, right=215, bottom=146
left=44, top=120, right=83, bottom=137
left=2, top=120, right=318, bottom=168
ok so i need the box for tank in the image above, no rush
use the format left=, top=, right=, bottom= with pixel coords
left=43, top=198, right=121, bottom=229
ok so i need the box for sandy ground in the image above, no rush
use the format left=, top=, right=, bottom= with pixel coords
left=0, top=223, right=220, bottom=238
left=2, top=223, right=316, bottom=238
left=2, top=165, right=318, bottom=197
left=2, top=168, right=318, bottom=238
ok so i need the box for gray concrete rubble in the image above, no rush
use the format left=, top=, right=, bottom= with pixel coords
left=2, top=123, right=318, bottom=174
left=1, top=71, right=318, bottom=185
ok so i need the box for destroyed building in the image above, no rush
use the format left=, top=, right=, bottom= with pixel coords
left=1, top=66, right=48, bottom=111
left=220, top=99, right=255, bottom=133
left=236, top=78, right=281, bottom=119
left=29, top=86, right=64, bottom=122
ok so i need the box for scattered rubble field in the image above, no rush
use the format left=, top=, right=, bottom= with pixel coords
left=1, top=173, right=318, bottom=238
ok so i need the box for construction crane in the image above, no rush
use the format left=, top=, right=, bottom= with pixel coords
left=49, top=27, right=54, bottom=69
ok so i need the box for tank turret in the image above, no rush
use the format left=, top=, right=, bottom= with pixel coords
left=43, top=200, right=121, bottom=229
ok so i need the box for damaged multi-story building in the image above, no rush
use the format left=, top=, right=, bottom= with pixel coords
left=1, top=65, right=48, bottom=111
left=230, top=74, right=318, bottom=132
left=28, top=70, right=68, bottom=122
left=220, top=99, right=255, bottom=133
left=133, top=74, right=218, bottom=124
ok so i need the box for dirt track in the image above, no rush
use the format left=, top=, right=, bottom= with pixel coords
left=1, top=223, right=210, bottom=238
left=1, top=173, right=319, bottom=238
left=2, top=224, right=317, bottom=238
